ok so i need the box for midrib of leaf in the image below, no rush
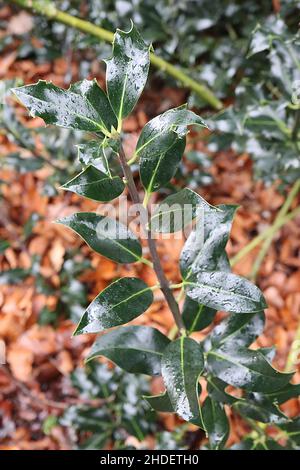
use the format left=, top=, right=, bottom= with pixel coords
left=180, top=336, right=188, bottom=413
left=101, top=145, right=111, bottom=177
left=206, top=375, right=239, bottom=403
left=109, top=286, right=152, bottom=310
left=69, top=110, right=111, bottom=137
left=136, top=127, right=179, bottom=163
left=184, top=280, right=260, bottom=307
left=68, top=175, right=121, bottom=189
left=151, top=206, right=192, bottom=224
left=208, top=350, right=284, bottom=380
left=109, top=237, right=141, bottom=262
left=68, top=221, right=141, bottom=262
left=117, top=72, right=128, bottom=132
left=213, top=315, right=261, bottom=347
left=136, top=129, right=170, bottom=155
left=21, top=90, right=111, bottom=137
left=145, top=151, right=166, bottom=194
left=188, top=304, right=204, bottom=334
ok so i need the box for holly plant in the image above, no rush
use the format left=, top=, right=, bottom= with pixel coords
left=12, top=24, right=300, bottom=450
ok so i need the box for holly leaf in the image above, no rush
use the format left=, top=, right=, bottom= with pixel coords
left=235, top=393, right=289, bottom=424
left=86, top=325, right=170, bottom=376
left=209, top=311, right=265, bottom=348
left=61, top=165, right=124, bottom=202
left=278, top=418, right=300, bottom=447
left=56, top=212, right=142, bottom=264
left=202, top=396, right=229, bottom=450
left=185, top=271, right=267, bottom=314
left=161, top=337, right=204, bottom=427
left=77, top=141, right=107, bottom=169
left=207, top=344, right=293, bottom=393
left=206, top=376, right=238, bottom=405
left=105, top=23, right=150, bottom=128
left=180, top=204, right=237, bottom=280
left=263, top=383, right=300, bottom=405
left=150, top=188, right=211, bottom=233
left=143, top=391, right=173, bottom=412
left=182, top=297, right=216, bottom=334
left=74, top=277, right=153, bottom=335
left=138, top=106, right=207, bottom=193
left=141, top=137, right=185, bottom=194
left=13, top=79, right=117, bottom=136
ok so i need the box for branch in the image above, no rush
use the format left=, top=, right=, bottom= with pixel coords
left=249, top=179, right=300, bottom=280
left=9, top=0, right=223, bottom=110
left=117, top=145, right=185, bottom=333
left=231, top=181, right=300, bottom=267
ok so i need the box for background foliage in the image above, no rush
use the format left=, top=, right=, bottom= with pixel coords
left=0, top=0, right=300, bottom=451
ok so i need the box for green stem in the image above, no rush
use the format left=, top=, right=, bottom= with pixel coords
left=169, top=283, right=183, bottom=289
left=142, top=190, right=151, bottom=209
left=231, top=187, right=300, bottom=267
left=285, top=320, right=300, bottom=372
left=249, top=180, right=300, bottom=280
left=139, top=256, right=153, bottom=268
left=168, top=324, right=179, bottom=340
left=9, top=0, right=223, bottom=110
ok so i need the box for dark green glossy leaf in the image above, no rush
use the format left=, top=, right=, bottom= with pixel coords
left=77, top=140, right=106, bottom=168
left=143, top=391, right=173, bottom=412
left=259, top=346, right=276, bottom=362
left=87, top=325, right=170, bottom=376
left=150, top=188, right=211, bottom=233
left=105, top=24, right=150, bottom=126
left=264, top=383, right=300, bottom=405
left=74, top=277, right=153, bottom=335
left=235, top=393, right=288, bottom=424
left=138, top=106, right=207, bottom=193
left=278, top=417, right=300, bottom=447
left=182, top=297, right=216, bottom=333
left=141, top=137, right=185, bottom=194
left=202, top=396, right=229, bottom=449
left=56, top=212, right=142, bottom=264
left=77, top=140, right=121, bottom=176
left=209, top=311, right=265, bottom=348
left=161, top=337, right=204, bottom=426
left=185, top=271, right=267, bottom=314
left=61, top=165, right=124, bottom=202
left=206, top=376, right=237, bottom=405
left=137, top=107, right=207, bottom=158
left=207, top=345, right=293, bottom=393
left=180, top=204, right=237, bottom=280
left=13, top=79, right=117, bottom=135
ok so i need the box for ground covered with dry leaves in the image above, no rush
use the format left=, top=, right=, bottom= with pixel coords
left=0, top=5, right=299, bottom=450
